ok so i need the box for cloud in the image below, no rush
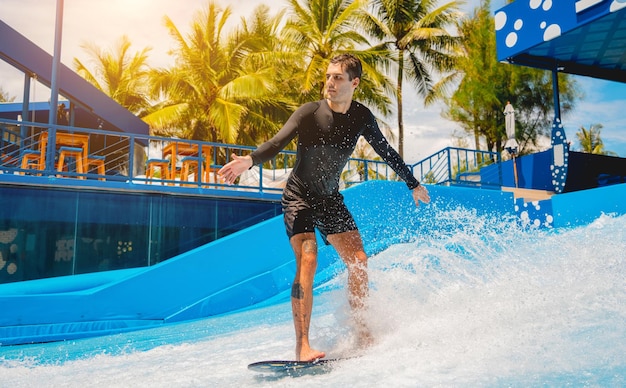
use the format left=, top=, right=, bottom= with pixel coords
left=402, top=100, right=461, bottom=163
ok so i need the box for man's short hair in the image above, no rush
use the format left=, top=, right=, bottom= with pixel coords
left=330, top=54, right=362, bottom=81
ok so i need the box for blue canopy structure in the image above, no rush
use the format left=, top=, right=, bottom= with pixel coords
left=495, top=0, right=626, bottom=82
left=494, top=0, right=626, bottom=193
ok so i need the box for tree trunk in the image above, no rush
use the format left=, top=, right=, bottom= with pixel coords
left=397, top=50, right=404, bottom=158
left=474, top=126, right=480, bottom=150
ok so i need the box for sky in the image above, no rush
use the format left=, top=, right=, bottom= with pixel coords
left=1, top=0, right=625, bottom=162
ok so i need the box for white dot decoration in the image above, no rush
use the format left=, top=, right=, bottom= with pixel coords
left=544, top=24, right=561, bottom=41
left=494, top=11, right=507, bottom=30
left=506, top=32, right=518, bottom=47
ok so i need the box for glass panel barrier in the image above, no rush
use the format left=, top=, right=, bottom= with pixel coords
left=0, top=186, right=281, bottom=284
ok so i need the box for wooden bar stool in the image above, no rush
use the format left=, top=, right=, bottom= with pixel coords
left=57, top=146, right=85, bottom=179
left=146, top=158, right=170, bottom=184
left=180, top=156, right=203, bottom=186
left=202, top=158, right=224, bottom=187
left=19, top=150, right=41, bottom=175
left=198, top=145, right=224, bottom=188
left=85, top=155, right=106, bottom=181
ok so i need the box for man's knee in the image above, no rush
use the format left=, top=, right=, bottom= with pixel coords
left=356, top=250, right=368, bottom=263
left=302, top=239, right=317, bottom=255
left=300, top=239, right=318, bottom=268
left=350, top=251, right=368, bottom=268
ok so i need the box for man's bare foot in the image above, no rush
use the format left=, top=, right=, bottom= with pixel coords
left=357, top=329, right=374, bottom=349
left=297, top=347, right=326, bottom=362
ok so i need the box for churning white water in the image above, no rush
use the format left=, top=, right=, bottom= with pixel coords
left=0, top=209, right=625, bottom=387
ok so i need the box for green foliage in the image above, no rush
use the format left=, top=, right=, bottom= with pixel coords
left=281, top=0, right=394, bottom=114
left=0, top=86, right=15, bottom=102
left=73, top=35, right=152, bottom=116
left=69, top=0, right=463, bottom=156
left=359, top=0, right=463, bottom=157
left=575, top=123, right=616, bottom=156
left=143, top=2, right=279, bottom=143
left=444, top=0, right=581, bottom=155
left=421, top=170, right=437, bottom=184
left=70, top=0, right=586, bottom=162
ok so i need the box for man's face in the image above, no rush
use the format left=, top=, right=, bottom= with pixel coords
left=325, top=62, right=359, bottom=103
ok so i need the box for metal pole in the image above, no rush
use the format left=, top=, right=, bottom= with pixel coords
left=512, top=155, right=518, bottom=188
left=552, top=68, right=561, bottom=122
left=20, top=73, right=31, bottom=147
left=46, top=0, right=64, bottom=173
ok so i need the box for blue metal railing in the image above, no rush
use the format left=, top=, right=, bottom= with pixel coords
left=0, top=118, right=503, bottom=192
left=0, top=124, right=23, bottom=166
left=410, top=146, right=502, bottom=187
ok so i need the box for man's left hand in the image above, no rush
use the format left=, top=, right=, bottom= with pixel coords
left=412, top=185, right=430, bottom=207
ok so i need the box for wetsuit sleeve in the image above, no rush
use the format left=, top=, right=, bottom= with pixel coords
left=248, top=103, right=315, bottom=166
left=248, top=122, right=296, bottom=166
left=362, top=113, right=421, bottom=190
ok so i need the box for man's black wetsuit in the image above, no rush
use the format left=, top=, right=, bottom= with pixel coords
left=249, top=99, right=420, bottom=240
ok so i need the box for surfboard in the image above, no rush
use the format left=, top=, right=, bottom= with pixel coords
left=248, top=358, right=340, bottom=375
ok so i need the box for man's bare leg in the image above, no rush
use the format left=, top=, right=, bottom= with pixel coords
left=327, top=230, right=373, bottom=348
left=290, top=233, right=326, bottom=361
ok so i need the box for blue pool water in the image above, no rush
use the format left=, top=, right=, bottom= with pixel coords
left=0, top=208, right=625, bottom=387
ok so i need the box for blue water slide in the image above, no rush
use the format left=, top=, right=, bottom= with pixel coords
left=5, top=180, right=625, bottom=345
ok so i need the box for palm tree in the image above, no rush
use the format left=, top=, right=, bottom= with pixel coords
left=73, top=35, right=152, bottom=116
left=234, top=5, right=297, bottom=146
left=445, top=1, right=502, bottom=152
left=282, top=0, right=394, bottom=115
left=145, top=2, right=278, bottom=143
left=0, top=86, right=15, bottom=102
left=360, top=0, right=462, bottom=157
left=576, top=124, right=616, bottom=156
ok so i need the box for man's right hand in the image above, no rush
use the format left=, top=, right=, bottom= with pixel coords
left=218, top=153, right=253, bottom=184
left=412, top=185, right=430, bottom=207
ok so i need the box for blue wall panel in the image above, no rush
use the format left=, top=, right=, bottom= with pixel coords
left=552, top=183, right=626, bottom=228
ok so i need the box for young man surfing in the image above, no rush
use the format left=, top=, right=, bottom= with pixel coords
left=219, top=54, right=430, bottom=361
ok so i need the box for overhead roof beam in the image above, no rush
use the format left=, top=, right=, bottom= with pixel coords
left=0, top=20, right=148, bottom=135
